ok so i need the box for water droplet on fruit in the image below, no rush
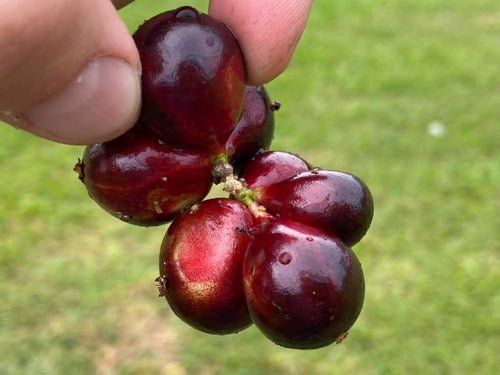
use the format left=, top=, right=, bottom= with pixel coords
left=278, top=252, right=292, bottom=265
left=176, top=8, right=198, bottom=19
left=206, top=37, right=215, bottom=47
left=306, top=236, right=313, bottom=242
left=161, top=176, right=168, bottom=182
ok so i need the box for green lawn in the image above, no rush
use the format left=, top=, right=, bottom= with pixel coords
left=1, top=0, right=499, bottom=374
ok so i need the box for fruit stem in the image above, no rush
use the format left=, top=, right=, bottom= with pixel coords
left=222, top=174, right=246, bottom=196
left=213, top=156, right=273, bottom=221
left=212, top=155, right=234, bottom=184
left=212, top=152, right=229, bottom=166
left=247, top=201, right=273, bottom=221
left=234, top=186, right=254, bottom=206
left=222, top=174, right=273, bottom=221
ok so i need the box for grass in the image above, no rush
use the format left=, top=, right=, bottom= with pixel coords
left=1, top=0, right=499, bottom=373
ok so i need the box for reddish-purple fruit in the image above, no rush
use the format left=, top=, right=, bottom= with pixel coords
left=75, top=125, right=213, bottom=226
left=133, top=6, right=247, bottom=151
left=222, top=86, right=276, bottom=168
left=240, top=151, right=311, bottom=189
left=243, top=218, right=365, bottom=349
left=252, top=170, right=374, bottom=246
left=158, top=198, right=254, bottom=334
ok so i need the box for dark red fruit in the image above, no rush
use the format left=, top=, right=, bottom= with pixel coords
left=251, top=170, right=374, bottom=246
left=133, top=6, right=247, bottom=151
left=158, top=198, right=254, bottom=334
left=75, top=126, right=213, bottom=226
left=243, top=218, right=365, bottom=349
left=240, top=151, right=311, bottom=189
left=222, top=86, right=276, bottom=168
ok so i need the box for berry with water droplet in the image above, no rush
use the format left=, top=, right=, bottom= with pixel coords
left=243, top=218, right=365, bottom=349
left=251, top=170, right=374, bottom=246
left=133, top=6, right=247, bottom=152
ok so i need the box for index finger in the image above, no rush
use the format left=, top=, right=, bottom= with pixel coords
left=209, top=0, right=313, bottom=85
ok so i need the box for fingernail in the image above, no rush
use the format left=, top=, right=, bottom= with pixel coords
left=23, top=56, right=141, bottom=145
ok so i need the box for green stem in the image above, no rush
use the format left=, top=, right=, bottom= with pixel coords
left=235, top=187, right=254, bottom=206
left=217, top=161, right=273, bottom=221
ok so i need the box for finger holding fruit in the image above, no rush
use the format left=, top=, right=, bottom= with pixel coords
left=0, top=0, right=312, bottom=144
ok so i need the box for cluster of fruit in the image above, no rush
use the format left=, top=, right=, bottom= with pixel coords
left=74, top=6, right=373, bottom=350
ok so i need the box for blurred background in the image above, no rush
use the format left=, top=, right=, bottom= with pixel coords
left=1, top=0, right=499, bottom=373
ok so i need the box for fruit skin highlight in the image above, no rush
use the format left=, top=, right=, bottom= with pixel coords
left=133, top=6, right=247, bottom=152
left=243, top=218, right=365, bottom=349
left=76, top=125, right=213, bottom=226
left=252, top=169, right=374, bottom=246
left=240, top=151, right=311, bottom=189
left=222, top=86, right=276, bottom=169
left=158, top=198, right=254, bottom=334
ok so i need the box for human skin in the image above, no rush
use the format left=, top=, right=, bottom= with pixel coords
left=0, top=0, right=313, bottom=145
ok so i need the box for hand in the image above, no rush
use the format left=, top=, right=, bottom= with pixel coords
left=0, top=0, right=312, bottom=145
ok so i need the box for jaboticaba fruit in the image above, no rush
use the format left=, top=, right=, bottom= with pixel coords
left=221, top=86, right=276, bottom=169
left=243, top=218, right=365, bottom=349
left=158, top=198, right=254, bottom=334
left=239, top=151, right=311, bottom=189
left=75, top=125, right=213, bottom=226
left=133, top=6, right=247, bottom=152
left=250, top=169, right=374, bottom=246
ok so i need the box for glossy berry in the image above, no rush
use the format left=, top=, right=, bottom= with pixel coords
left=158, top=198, right=254, bottom=334
left=251, top=170, right=374, bottom=246
left=133, top=6, right=247, bottom=151
left=243, top=218, right=365, bottom=349
left=222, top=86, right=276, bottom=168
left=240, top=151, right=311, bottom=189
left=75, top=125, right=213, bottom=226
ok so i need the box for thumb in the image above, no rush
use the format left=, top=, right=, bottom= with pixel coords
left=0, top=0, right=141, bottom=145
